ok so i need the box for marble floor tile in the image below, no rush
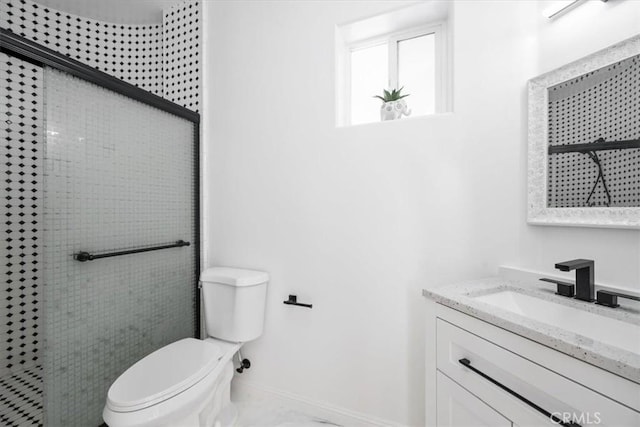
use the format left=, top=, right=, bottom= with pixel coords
left=236, top=400, right=343, bottom=427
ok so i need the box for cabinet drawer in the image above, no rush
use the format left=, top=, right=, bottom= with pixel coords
left=437, top=319, right=640, bottom=427
left=437, top=371, right=512, bottom=427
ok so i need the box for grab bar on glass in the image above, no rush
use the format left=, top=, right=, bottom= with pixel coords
left=74, top=240, right=190, bottom=262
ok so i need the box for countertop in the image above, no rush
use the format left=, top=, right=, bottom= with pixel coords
left=422, top=276, right=640, bottom=384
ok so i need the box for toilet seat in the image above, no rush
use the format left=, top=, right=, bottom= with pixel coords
left=106, top=338, right=222, bottom=412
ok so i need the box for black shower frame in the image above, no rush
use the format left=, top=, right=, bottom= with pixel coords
left=0, top=28, right=203, bottom=337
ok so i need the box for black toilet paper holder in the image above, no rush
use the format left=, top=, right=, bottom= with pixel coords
left=283, top=294, right=312, bottom=309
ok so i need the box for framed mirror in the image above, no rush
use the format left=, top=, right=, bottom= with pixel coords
left=527, top=35, right=640, bottom=229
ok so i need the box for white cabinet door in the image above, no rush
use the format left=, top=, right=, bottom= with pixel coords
left=437, top=371, right=512, bottom=427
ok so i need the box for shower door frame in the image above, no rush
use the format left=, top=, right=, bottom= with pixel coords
left=0, top=27, right=202, bottom=337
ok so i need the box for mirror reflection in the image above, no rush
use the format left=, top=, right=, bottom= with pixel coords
left=546, top=53, right=640, bottom=208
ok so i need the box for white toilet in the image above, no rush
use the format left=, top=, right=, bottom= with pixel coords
left=103, top=267, right=269, bottom=427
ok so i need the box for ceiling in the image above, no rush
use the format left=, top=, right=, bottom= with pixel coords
left=33, top=0, right=186, bottom=24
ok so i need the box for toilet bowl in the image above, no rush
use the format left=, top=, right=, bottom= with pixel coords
left=103, top=267, right=268, bottom=427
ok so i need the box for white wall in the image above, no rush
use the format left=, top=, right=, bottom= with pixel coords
left=202, top=0, right=640, bottom=425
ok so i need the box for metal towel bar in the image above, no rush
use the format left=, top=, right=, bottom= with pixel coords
left=548, top=138, right=640, bottom=154
left=283, top=295, right=313, bottom=309
left=74, top=240, right=190, bottom=262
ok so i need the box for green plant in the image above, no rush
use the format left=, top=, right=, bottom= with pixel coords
left=373, top=87, right=410, bottom=103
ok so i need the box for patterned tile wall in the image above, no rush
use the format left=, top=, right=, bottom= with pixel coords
left=0, top=0, right=201, bottom=111
left=163, top=1, right=202, bottom=111
left=0, top=0, right=163, bottom=96
left=43, top=69, right=197, bottom=426
left=0, top=52, right=43, bottom=379
left=0, top=51, right=44, bottom=427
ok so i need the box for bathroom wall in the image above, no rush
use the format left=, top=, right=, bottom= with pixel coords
left=1, top=0, right=163, bottom=94
left=203, top=1, right=537, bottom=425
left=0, top=52, right=44, bottom=380
left=162, top=0, right=202, bottom=111
left=0, top=0, right=202, bottom=111
left=203, top=0, right=640, bottom=425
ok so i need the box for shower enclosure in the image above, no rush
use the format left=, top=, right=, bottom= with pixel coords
left=1, top=22, right=200, bottom=426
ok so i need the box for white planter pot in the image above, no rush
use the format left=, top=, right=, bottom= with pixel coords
left=380, top=99, right=411, bottom=121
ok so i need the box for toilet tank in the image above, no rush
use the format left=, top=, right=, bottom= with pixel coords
left=200, top=267, right=268, bottom=343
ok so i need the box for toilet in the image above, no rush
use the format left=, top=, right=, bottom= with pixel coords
left=103, top=267, right=269, bottom=427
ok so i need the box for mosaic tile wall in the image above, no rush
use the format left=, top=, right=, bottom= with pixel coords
left=0, top=0, right=201, bottom=111
left=43, top=68, right=197, bottom=426
left=0, top=0, right=163, bottom=96
left=163, top=1, right=202, bottom=111
left=1, top=1, right=201, bottom=424
left=547, top=54, right=640, bottom=208
left=0, top=51, right=44, bottom=426
left=0, top=52, right=43, bottom=379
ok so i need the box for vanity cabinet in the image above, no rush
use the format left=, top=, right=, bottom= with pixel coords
left=436, top=371, right=512, bottom=427
left=425, top=299, right=640, bottom=427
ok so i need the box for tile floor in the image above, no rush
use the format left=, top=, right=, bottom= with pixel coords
left=0, top=373, right=341, bottom=427
left=0, top=366, right=43, bottom=426
left=236, top=401, right=343, bottom=427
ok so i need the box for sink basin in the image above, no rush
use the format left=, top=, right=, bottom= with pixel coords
left=474, top=290, right=640, bottom=354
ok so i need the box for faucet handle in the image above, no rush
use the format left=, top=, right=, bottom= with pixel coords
left=539, top=278, right=575, bottom=298
left=596, top=290, right=640, bottom=308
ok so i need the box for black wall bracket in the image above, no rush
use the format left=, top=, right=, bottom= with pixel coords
left=283, top=294, right=312, bottom=309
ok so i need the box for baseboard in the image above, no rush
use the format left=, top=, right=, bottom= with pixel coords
left=231, top=378, right=408, bottom=427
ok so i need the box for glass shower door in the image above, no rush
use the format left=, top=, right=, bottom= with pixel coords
left=42, top=68, right=198, bottom=426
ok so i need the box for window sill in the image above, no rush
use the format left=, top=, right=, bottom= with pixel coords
left=336, top=111, right=454, bottom=129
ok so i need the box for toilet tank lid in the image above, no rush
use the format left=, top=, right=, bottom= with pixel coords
left=200, top=267, right=269, bottom=287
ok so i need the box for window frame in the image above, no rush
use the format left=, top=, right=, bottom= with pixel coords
left=343, top=22, right=448, bottom=126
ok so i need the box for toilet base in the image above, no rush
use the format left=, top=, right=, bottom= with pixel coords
left=215, top=403, right=238, bottom=427
left=196, top=362, right=234, bottom=427
left=104, top=360, right=235, bottom=427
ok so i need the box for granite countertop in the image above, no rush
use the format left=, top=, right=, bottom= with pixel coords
left=423, top=277, right=640, bottom=384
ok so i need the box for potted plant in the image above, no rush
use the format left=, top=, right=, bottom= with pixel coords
left=374, top=87, right=412, bottom=121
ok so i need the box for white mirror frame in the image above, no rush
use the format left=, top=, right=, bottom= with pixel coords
left=527, top=34, right=640, bottom=229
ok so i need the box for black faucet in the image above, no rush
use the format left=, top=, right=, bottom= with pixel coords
left=555, top=259, right=595, bottom=302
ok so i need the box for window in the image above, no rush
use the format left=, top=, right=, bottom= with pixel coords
left=335, top=3, right=451, bottom=127
left=346, top=25, right=444, bottom=126
left=349, top=43, right=388, bottom=125
left=397, top=31, right=437, bottom=117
